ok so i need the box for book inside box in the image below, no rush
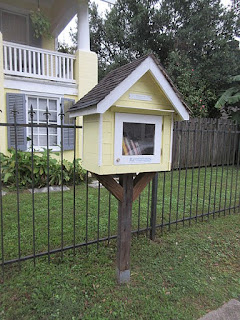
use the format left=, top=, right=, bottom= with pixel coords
left=122, top=122, right=155, bottom=156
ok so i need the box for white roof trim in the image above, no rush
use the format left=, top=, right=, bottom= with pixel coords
left=148, top=59, right=189, bottom=120
left=69, top=106, right=97, bottom=117
left=97, top=56, right=189, bottom=120
left=97, top=58, right=151, bottom=114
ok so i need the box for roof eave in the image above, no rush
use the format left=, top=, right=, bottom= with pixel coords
left=69, top=54, right=191, bottom=120
left=97, top=56, right=190, bottom=120
left=69, top=105, right=98, bottom=118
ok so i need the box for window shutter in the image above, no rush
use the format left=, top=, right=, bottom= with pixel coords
left=7, top=93, right=27, bottom=151
left=61, top=98, right=75, bottom=151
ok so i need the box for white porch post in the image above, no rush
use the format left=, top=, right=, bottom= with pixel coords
left=75, top=0, right=97, bottom=160
left=77, top=0, right=90, bottom=51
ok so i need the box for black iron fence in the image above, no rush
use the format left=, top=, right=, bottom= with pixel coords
left=0, top=112, right=239, bottom=281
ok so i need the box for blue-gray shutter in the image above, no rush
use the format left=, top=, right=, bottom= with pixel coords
left=61, top=98, right=75, bottom=151
left=7, top=93, right=27, bottom=151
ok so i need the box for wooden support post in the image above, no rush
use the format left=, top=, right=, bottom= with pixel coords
left=116, top=174, right=133, bottom=284
left=93, top=171, right=158, bottom=284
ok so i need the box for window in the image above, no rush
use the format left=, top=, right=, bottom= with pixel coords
left=27, top=96, right=60, bottom=151
left=0, top=10, right=28, bottom=45
left=114, top=113, right=162, bottom=165
left=6, top=93, right=75, bottom=151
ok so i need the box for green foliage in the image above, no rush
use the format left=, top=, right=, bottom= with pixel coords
left=215, top=74, right=240, bottom=123
left=0, top=149, right=86, bottom=189
left=57, top=41, right=75, bottom=55
left=84, top=0, right=240, bottom=117
left=166, top=51, right=216, bottom=117
left=215, top=75, right=240, bottom=108
left=30, top=9, right=51, bottom=39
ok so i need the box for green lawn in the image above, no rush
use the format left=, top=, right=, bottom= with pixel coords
left=0, top=213, right=239, bottom=320
left=0, top=166, right=239, bottom=319
left=0, top=166, right=239, bottom=262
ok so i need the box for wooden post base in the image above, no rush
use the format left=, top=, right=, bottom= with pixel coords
left=93, top=171, right=157, bottom=284
left=117, top=174, right=133, bottom=284
left=116, top=268, right=130, bottom=284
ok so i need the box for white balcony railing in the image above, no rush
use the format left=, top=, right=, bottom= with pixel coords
left=3, top=41, right=76, bottom=83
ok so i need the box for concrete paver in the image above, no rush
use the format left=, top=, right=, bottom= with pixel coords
left=198, top=299, right=240, bottom=320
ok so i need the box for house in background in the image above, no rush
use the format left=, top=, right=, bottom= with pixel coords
left=0, top=0, right=98, bottom=159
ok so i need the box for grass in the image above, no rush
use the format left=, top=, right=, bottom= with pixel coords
left=0, top=166, right=239, bottom=319
left=0, top=214, right=239, bottom=319
left=0, top=166, right=239, bottom=261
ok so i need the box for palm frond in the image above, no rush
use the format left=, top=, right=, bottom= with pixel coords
left=215, top=87, right=240, bottom=109
left=231, top=75, right=240, bottom=82
left=228, top=93, right=240, bottom=105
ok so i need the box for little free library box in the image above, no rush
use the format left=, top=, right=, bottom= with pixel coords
left=69, top=54, right=191, bottom=284
left=69, top=54, right=190, bottom=175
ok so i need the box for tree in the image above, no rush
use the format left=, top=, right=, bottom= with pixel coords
left=87, top=0, right=240, bottom=117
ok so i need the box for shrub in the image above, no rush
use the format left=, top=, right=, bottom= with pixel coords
left=0, top=149, right=86, bottom=189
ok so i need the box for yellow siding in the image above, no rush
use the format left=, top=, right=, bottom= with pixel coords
left=75, top=50, right=98, bottom=159
left=93, top=109, right=173, bottom=175
left=102, top=111, right=114, bottom=167
left=115, top=71, right=174, bottom=111
left=75, top=50, right=98, bottom=100
left=82, top=114, right=99, bottom=173
left=42, top=37, right=55, bottom=51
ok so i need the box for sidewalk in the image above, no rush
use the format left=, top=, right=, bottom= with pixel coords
left=199, top=299, right=240, bottom=320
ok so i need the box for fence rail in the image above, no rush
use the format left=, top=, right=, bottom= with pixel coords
left=0, top=116, right=239, bottom=281
left=3, top=41, right=76, bottom=83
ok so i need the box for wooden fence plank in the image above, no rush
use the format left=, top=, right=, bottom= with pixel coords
left=172, top=118, right=239, bottom=169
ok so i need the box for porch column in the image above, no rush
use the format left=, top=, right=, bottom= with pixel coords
left=77, top=0, right=90, bottom=51
left=0, top=32, right=7, bottom=155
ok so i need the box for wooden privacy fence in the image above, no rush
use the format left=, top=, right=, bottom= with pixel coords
left=172, top=118, right=239, bottom=169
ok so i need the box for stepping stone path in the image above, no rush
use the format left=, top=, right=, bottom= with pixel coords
left=28, top=186, right=70, bottom=194
left=198, top=299, right=240, bottom=320
left=88, top=178, right=119, bottom=189
left=88, top=180, right=104, bottom=189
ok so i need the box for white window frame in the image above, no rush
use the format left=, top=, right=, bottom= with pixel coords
left=114, top=113, right=162, bottom=165
left=26, top=95, right=61, bottom=152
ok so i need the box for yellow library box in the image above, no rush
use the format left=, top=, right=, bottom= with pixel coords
left=69, top=54, right=190, bottom=175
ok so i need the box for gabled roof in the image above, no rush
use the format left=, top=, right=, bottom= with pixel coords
left=69, top=54, right=191, bottom=120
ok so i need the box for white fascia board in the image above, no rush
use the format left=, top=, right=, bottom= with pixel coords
left=69, top=106, right=98, bottom=118
left=97, top=56, right=189, bottom=120
left=4, top=77, right=78, bottom=96
left=148, top=59, right=189, bottom=120
left=97, top=57, right=152, bottom=114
